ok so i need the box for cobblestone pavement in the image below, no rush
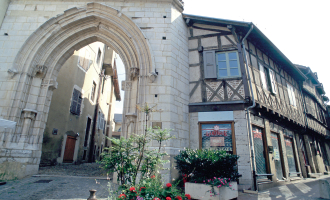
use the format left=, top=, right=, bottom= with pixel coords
left=38, top=163, right=108, bottom=177
left=238, top=175, right=330, bottom=200
left=0, top=163, right=115, bottom=200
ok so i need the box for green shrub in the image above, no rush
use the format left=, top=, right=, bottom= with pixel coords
left=174, top=149, right=239, bottom=183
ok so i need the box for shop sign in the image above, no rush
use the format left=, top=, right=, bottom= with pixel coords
left=274, top=148, right=280, bottom=160
left=210, top=137, right=225, bottom=147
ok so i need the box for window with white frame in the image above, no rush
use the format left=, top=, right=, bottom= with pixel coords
left=259, top=63, right=277, bottom=94
left=287, top=83, right=296, bottom=107
left=203, top=50, right=241, bottom=79
left=216, top=51, right=241, bottom=78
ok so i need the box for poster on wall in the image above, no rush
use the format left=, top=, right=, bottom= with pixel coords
left=201, top=124, right=232, bottom=153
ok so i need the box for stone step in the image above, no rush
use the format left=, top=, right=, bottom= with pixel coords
left=308, top=173, right=323, bottom=178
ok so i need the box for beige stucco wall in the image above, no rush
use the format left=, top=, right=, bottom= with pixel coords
left=42, top=42, right=114, bottom=164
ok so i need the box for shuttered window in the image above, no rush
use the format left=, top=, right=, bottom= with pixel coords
left=91, top=81, right=96, bottom=102
left=216, top=51, right=241, bottom=78
left=203, top=50, right=241, bottom=79
left=98, top=112, right=105, bottom=130
left=78, top=48, right=91, bottom=71
left=287, top=83, right=296, bottom=107
left=70, top=89, right=82, bottom=115
left=260, top=64, right=277, bottom=94
left=203, top=50, right=217, bottom=78
left=269, top=69, right=277, bottom=94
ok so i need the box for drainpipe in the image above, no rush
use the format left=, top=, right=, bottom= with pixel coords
left=241, top=24, right=257, bottom=190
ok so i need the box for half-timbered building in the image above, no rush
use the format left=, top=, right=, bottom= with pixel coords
left=183, top=14, right=330, bottom=190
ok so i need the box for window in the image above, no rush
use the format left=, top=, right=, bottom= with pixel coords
left=203, top=50, right=241, bottom=79
left=78, top=48, right=91, bottom=71
left=91, top=81, right=96, bottom=102
left=70, top=89, right=82, bottom=115
left=259, top=64, right=276, bottom=94
left=216, top=51, right=241, bottom=78
left=96, top=48, right=102, bottom=65
left=287, top=83, right=296, bottom=107
left=98, top=111, right=105, bottom=130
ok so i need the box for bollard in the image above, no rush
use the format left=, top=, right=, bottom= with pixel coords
left=87, top=189, right=97, bottom=200
left=319, top=179, right=330, bottom=199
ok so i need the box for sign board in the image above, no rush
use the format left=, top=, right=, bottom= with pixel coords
left=210, top=137, right=225, bottom=147
left=274, top=148, right=280, bottom=160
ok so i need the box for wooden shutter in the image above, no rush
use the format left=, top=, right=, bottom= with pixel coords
left=203, top=50, right=217, bottom=78
left=259, top=64, right=267, bottom=90
left=269, top=69, right=277, bottom=94
left=70, top=89, right=78, bottom=114
left=70, top=89, right=82, bottom=115
left=287, top=83, right=296, bottom=107
left=76, top=92, right=82, bottom=115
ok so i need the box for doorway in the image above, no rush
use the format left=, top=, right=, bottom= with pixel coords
left=63, top=136, right=76, bottom=163
left=271, top=132, right=284, bottom=180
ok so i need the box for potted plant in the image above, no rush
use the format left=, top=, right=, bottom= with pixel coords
left=174, top=149, right=239, bottom=200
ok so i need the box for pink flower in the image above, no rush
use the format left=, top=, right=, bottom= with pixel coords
left=166, top=183, right=172, bottom=188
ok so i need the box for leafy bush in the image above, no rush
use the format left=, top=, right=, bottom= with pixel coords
left=116, top=175, right=190, bottom=200
left=174, top=149, right=239, bottom=183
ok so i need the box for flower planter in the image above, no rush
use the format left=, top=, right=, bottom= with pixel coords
left=185, top=182, right=238, bottom=200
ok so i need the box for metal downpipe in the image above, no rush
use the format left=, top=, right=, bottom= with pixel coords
left=241, top=24, right=258, bottom=190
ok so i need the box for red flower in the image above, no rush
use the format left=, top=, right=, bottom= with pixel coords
left=129, top=187, right=136, bottom=192
left=153, top=198, right=160, bottom=200
left=185, top=194, right=191, bottom=200
left=166, top=197, right=172, bottom=200
left=175, top=196, right=182, bottom=200
left=166, top=183, right=172, bottom=187
left=151, top=175, right=156, bottom=178
left=139, top=187, right=146, bottom=191
left=119, top=194, right=126, bottom=199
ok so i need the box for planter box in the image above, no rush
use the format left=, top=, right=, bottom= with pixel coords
left=185, top=182, right=238, bottom=200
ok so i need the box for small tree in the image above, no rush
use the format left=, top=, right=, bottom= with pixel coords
left=100, top=103, right=174, bottom=187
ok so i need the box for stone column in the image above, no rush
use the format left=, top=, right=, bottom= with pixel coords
left=279, top=129, right=290, bottom=180
left=21, top=109, right=37, bottom=135
left=264, top=119, right=277, bottom=181
left=304, top=135, right=316, bottom=173
left=295, top=134, right=308, bottom=178
left=324, top=142, right=330, bottom=169
left=292, top=133, right=302, bottom=178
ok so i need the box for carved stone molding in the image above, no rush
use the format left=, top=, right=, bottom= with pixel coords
left=125, top=113, right=137, bottom=123
left=7, top=68, right=19, bottom=78
left=121, top=81, right=132, bottom=91
left=33, top=65, right=48, bottom=78
left=130, top=67, right=139, bottom=79
left=42, top=79, right=58, bottom=90
left=148, top=72, right=158, bottom=83
left=22, top=109, right=37, bottom=120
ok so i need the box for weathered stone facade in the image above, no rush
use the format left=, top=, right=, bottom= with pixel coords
left=0, top=0, right=329, bottom=191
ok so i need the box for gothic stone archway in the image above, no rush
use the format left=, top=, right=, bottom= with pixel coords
left=2, top=2, right=155, bottom=179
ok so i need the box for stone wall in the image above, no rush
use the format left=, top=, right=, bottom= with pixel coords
left=0, top=0, right=188, bottom=180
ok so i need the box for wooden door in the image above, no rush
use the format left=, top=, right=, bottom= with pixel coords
left=63, top=136, right=76, bottom=163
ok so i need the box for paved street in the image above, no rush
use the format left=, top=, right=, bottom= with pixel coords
left=0, top=163, right=114, bottom=200
left=238, top=175, right=330, bottom=200
left=0, top=163, right=329, bottom=200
